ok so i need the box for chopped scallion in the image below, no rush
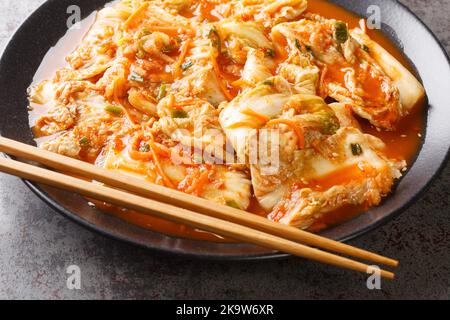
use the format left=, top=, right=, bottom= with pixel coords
left=351, top=143, right=363, bottom=156
left=208, top=27, right=222, bottom=52
left=171, top=109, right=188, bottom=119
left=334, top=21, right=349, bottom=44
left=139, top=142, right=150, bottom=153
left=181, top=61, right=194, bottom=71
left=78, top=137, right=90, bottom=146
left=265, top=48, right=275, bottom=57
left=226, top=200, right=240, bottom=209
left=129, top=72, right=144, bottom=82
left=136, top=50, right=146, bottom=59
left=157, top=84, right=167, bottom=101
left=104, top=105, right=123, bottom=116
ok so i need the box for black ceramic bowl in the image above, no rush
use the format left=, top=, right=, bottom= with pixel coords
left=1, top=0, right=449, bottom=260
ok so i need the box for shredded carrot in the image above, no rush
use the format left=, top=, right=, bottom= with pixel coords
left=144, top=24, right=178, bottom=32
left=269, top=203, right=287, bottom=223
left=231, top=79, right=251, bottom=87
left=185, top=168, right=211, bottom=196
left=211, top=55, right=234, bottom=101
left=149, top=140, right=175, bottom=188
left=116, top=95, right=139, bottom=125
left=129, top=148, right=152, bottom=161
left=147, top=131, right=175, bottom=188
left=128, top=131, right=174, bottom=188
left=150, top=142, right=170, bottom=158
left=223, top=2, right=232, bottom=17
left=173, top=39, right=191, bottom=78
left=113, top=77, right=126, bottom=100
left=145, top=117, right=156, bottom=128
left=147, top=25, right=193, bottom=36
left=318, top=64, right=328, bottom=98
left=123, top=2, right=150, bottom=30
left=112, top=135, right=126, bottom=152
left=241, top=108, right=271, bottom=123
left=226, top=120, right=260, bottom=129
left=266, top=118, right=305, bottom=149
left=176, top=97, right=196, bottom=107
left=167, top=94, right=175, bottom=110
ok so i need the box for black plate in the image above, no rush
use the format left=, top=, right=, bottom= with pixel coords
left=1, top=0, right=449, bottom=260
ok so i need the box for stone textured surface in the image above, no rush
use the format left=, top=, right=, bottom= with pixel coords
left=0, top=0, right=449, bottom=300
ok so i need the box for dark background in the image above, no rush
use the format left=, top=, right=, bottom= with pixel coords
left=0, top=0, right=449, bottom=299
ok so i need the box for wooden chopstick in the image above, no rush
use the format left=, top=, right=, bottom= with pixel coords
left=0, top=136, right=398, bottom=268
left=0, top=155, right=395, bottom=279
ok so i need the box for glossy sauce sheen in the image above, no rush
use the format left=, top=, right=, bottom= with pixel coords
left=31, top=0, right=425, bottom=242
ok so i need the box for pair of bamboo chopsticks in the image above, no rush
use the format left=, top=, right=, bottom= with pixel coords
left=0, top=136, right=398, bottom=279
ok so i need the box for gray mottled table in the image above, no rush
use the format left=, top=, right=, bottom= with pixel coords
left=1, top=0, right=449, bottom=300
